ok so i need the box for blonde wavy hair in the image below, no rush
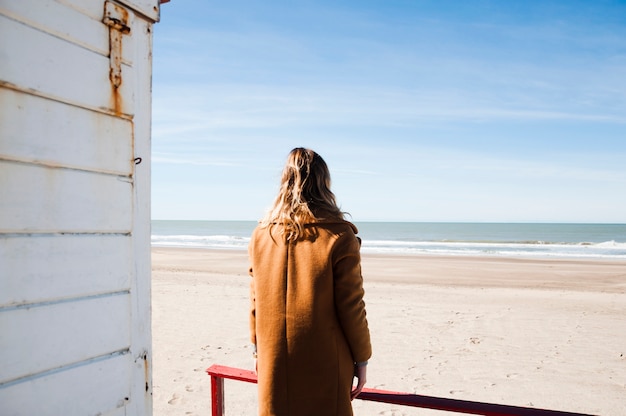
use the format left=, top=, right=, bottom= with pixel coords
left=261, top=148, right=345, bottom=241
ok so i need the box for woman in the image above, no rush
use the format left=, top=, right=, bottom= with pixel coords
left=249, top=148, right=372, bottom=416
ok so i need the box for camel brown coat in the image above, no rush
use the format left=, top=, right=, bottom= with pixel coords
left=249, top=221, right=372, bottom=416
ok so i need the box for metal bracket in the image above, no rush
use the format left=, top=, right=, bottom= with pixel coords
left=103, top=1, right=131, bottom=89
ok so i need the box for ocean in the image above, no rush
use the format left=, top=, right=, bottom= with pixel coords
left=151, top=220, right=626, bottom=259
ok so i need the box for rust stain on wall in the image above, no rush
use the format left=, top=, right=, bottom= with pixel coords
left=143, top=351, right=150, bottom=394
left=103, top=1, right=131, bottom=116
left=110, top=80, right=123, bottom=117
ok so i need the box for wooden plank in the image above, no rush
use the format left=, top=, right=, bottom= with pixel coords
left=55, top=0, right=161, bottom=23
left=125, top=8, right=154, bottom=415
left=211, top=375, right=225, bottom=416
left=0, top=293, right=131, bottom=384
left=0, top=0, right=118, bottom=60
left=0, top=352, right=132, bottom=416
left=0, top=88, right=134, bottom=176
left=123, top=8, right=153, bottom=415
left=100, top=405, right=132, bottom=416
left=118, top=0, right=160, bottom=22
left=0, top=14, right=134, bottom=116
left=356, top=389, right=596, bottom=416
left=54, top=0, right=108, bottom=21
left=100, top=406, right=131, bottom=416
left=206, top=364, right=258, bottom=384
left=0, top=235, right=132, bottom=307
left=0, top=161, right=133, bottom=233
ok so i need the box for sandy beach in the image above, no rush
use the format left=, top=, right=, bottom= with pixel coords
left=151, top=248, right=626, bottom=416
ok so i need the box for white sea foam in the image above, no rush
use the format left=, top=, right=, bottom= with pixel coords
left=151, top=234, right=250, bottom=250
left=359, top=239, right=626, bottom=259
left=151, top=234, right=626, bottom=259
left=151, top=221, right=626, bottom=259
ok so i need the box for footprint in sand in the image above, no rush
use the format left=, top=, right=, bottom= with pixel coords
left=412, top=373, right=427, bottom=382
left=378, top=410, right=406, bottom=416
left=168, top=393, right=182, bottom=405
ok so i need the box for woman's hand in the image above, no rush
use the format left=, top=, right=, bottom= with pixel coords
left=351, top=364, right=367, bottom=400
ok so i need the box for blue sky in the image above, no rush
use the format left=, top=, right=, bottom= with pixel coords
left=151, top=0, right=626, bottom=223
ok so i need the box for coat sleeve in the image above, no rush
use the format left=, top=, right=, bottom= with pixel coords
left=332, top=231, right=372, bottom=363
left=249, top=267, right=257, bottom=345
left=248, top=236, right=257, bottom=346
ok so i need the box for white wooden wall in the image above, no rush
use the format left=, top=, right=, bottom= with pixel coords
left=0, top=0, right=158, bottom=414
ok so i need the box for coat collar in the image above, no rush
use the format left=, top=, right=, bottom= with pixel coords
left=304, top=220, right=358, bottom=234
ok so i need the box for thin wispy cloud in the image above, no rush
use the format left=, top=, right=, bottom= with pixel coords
left=152, top=155, right=242, bottom=167
left=152, top=0, right=626, bottom=222
left=154, top=83, right=626, bottom=136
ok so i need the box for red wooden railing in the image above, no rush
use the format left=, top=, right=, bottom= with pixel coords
left=206, top=364, right=596, bottom=416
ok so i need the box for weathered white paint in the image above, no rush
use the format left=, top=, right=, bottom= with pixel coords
left=0, top=13, right=134, bottom=116
left=0, top=88, right=134, bottom=176
left=0, top=162, right=134, bottom=232
left=1, top=353, right=133, bottom=416
left=0, top=0, right=159, bottom=414
left=0, top=235, right=132, bottom=306
left=1, top=294, right=131, bottom=384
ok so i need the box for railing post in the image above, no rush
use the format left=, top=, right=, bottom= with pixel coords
left=210, top=374, right=225, bottom=416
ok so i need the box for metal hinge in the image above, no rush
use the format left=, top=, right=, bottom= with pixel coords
left=103, top=1, right=131, bottom=89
